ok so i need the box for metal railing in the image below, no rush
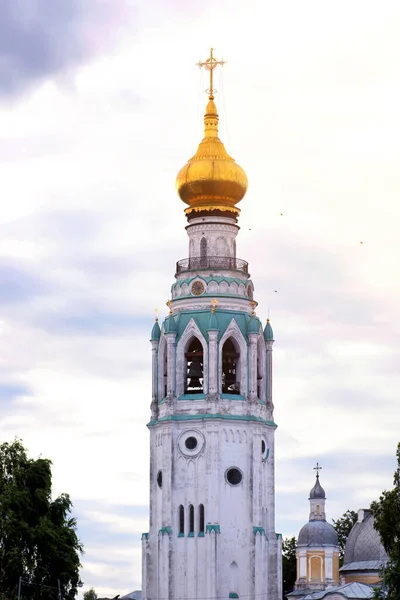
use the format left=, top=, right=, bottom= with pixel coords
left=176, top=256, right=249, bottom=275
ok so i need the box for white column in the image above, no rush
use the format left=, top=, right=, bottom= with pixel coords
left=208, top=330, right=218, bottom=395
left=206, top=530, right=218, bottom=600
left=248, top=334, right=258, bottom=400
left=265, top=340, right=273, bottom=404
left=254, top=532, right=264, bottom=600
left=165, top=333, right=177, bottom=398
left=151, top=340, right=158, bottom=418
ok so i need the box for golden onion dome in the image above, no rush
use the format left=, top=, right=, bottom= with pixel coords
left=176, top=94, right=248, bottom=217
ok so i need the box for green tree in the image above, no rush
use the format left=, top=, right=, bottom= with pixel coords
left=371, top=442, right=400, bottom=600
left=84, top=589, right=98, bottom=600
left=332, top=509, right=358, bottom=566
left=282, top=536, right=297, bottom=597
left=0, top=439, right=83, bottom=600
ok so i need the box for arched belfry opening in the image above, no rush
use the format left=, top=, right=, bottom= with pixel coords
left=222, top=338, right=240, bottom=395
left=163, top=349, right=168, bottom=398
left=185, top=338, right=204, bottom=394
left=257, top=338, right=265, bottom=401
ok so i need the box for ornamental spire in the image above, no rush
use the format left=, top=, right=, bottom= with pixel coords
left=176, top=49, right=248, bottom=218
left=196, top=48, right=226, bottom=99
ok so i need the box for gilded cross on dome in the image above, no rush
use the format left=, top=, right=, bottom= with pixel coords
left=313, top=462, right=322, bottom=478
left=196, top=48, right=226, bottom=97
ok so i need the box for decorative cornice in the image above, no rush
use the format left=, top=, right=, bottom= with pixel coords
left=148, top=414, right=277, bottom=427
left=159, top=526, right=172, bottom=536
left=206, top=524, right=220, bottom=534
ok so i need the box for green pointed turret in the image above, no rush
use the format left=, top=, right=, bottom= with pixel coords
left=263, top=318, right=274, bottom=341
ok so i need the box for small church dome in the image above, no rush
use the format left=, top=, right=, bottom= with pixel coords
left=343, top=509, right=388, bottom=564
left=297, top=520, right=338, bottom=547
left=309, top=477, right=326, bottom=499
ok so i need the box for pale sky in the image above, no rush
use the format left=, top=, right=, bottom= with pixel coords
left=1, top=0, right=400, bottom=596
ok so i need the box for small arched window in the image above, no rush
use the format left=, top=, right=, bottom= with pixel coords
left=200, top=237, right=207, bottom=257
left=222, top=338, right=240, bottom=395
left=189, top=504, right=194, bottom=534
left=185, top=338, right=204, bottom=394
left=179, top=505, right=185, bottom=535
left=199, top=504, right=205, bottom=533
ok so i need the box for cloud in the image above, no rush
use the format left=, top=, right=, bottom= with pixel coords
left=0, top=0, right=136, bottom=99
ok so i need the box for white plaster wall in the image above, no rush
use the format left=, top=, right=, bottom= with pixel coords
left=186, top=218, right=239, bottom=259
left=145, top=419, right=279, bottom=600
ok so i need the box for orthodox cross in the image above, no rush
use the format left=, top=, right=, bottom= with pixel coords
left=211, top=298, right=219, bottom=313
left=166, top=300, right=173, bottom=315
left=154, top=308, right=159, bottom=322
left=196, top=48, right=226, bottom=97
left=314, top=462, right=322, bottom=478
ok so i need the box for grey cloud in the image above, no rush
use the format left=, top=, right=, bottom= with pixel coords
left=0, top=0, right=135, bottom=99
left=0, top=260, right=55, bottom=304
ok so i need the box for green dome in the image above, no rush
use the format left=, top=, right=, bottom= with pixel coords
left=208, top=311, right=219, bottom=330
left=263, top=319, right=274, bottom=341
left=248, top=316, right=261, bottom=334
left=164, top=315, right=177, bottom=334
left=151, top=319, right=161, bottom=340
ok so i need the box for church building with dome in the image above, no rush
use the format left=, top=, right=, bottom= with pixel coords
left=287, top=473, right=385, bottom=600
left=141, top=50, right=282, bottom=600
left=289, top=469, right=340, bottom=596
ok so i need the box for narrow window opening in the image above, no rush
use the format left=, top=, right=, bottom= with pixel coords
left=199, top=504, right=205, bottom=533
left=189, top=504, right=194, bottom=534
left=179, top=505, right=184, bottom=535
left=222, top=338, right=240, bottom=395
left=200, top=237, right=207, bottom=268
left=163, top=352, right=168, bottom=398
left=185, top=338, right=204, bottom=394
left=200, top=237, right=207, bottom=257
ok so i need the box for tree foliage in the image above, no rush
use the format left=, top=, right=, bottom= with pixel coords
left=282, top=536, right=297, bottom=597
left=371, top=442, right=400, bottom=600
left=0, top=439, right=83, bottom=600
left=332, top=509, right=358, bottom=566
left=83, top=589, right=98, bottom=600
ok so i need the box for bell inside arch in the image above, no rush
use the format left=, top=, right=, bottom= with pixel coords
left=185, top=338, right=204, bottom=393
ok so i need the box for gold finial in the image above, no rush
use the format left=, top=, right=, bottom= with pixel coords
left=250, top=300, right=256, bottom=315
left=211, top=298, right=219, bottom=313
left=155, top=308, right=159, bottom=322
left=196, top=48, right=226, bottom=99
left=166, top=300, right=173, bottom=315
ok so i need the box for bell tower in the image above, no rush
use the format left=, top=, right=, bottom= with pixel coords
left=141, top=49, right=282, bottom=600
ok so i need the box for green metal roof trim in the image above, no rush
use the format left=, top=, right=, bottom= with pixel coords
left=147, top=413, right=277, bottom=427
left=163, top=309, right=262, bottom=342
left=172, top=276, right=253, bottom=288
left=172, top=292, right=250, bottom=301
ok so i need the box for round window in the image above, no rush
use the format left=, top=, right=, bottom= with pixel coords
left=226, top=467, right=243, bottom=486
left=157, top=470, right=163, bottom=488
left=185, top=436, right=197, bottom=450
left=261, top=440, right=266, bottom=454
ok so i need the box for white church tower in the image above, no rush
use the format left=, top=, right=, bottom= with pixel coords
left=141, top=49, right=282, bottom=600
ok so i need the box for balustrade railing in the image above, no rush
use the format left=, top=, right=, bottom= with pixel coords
left=176, top=256, right=249, bottom=275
